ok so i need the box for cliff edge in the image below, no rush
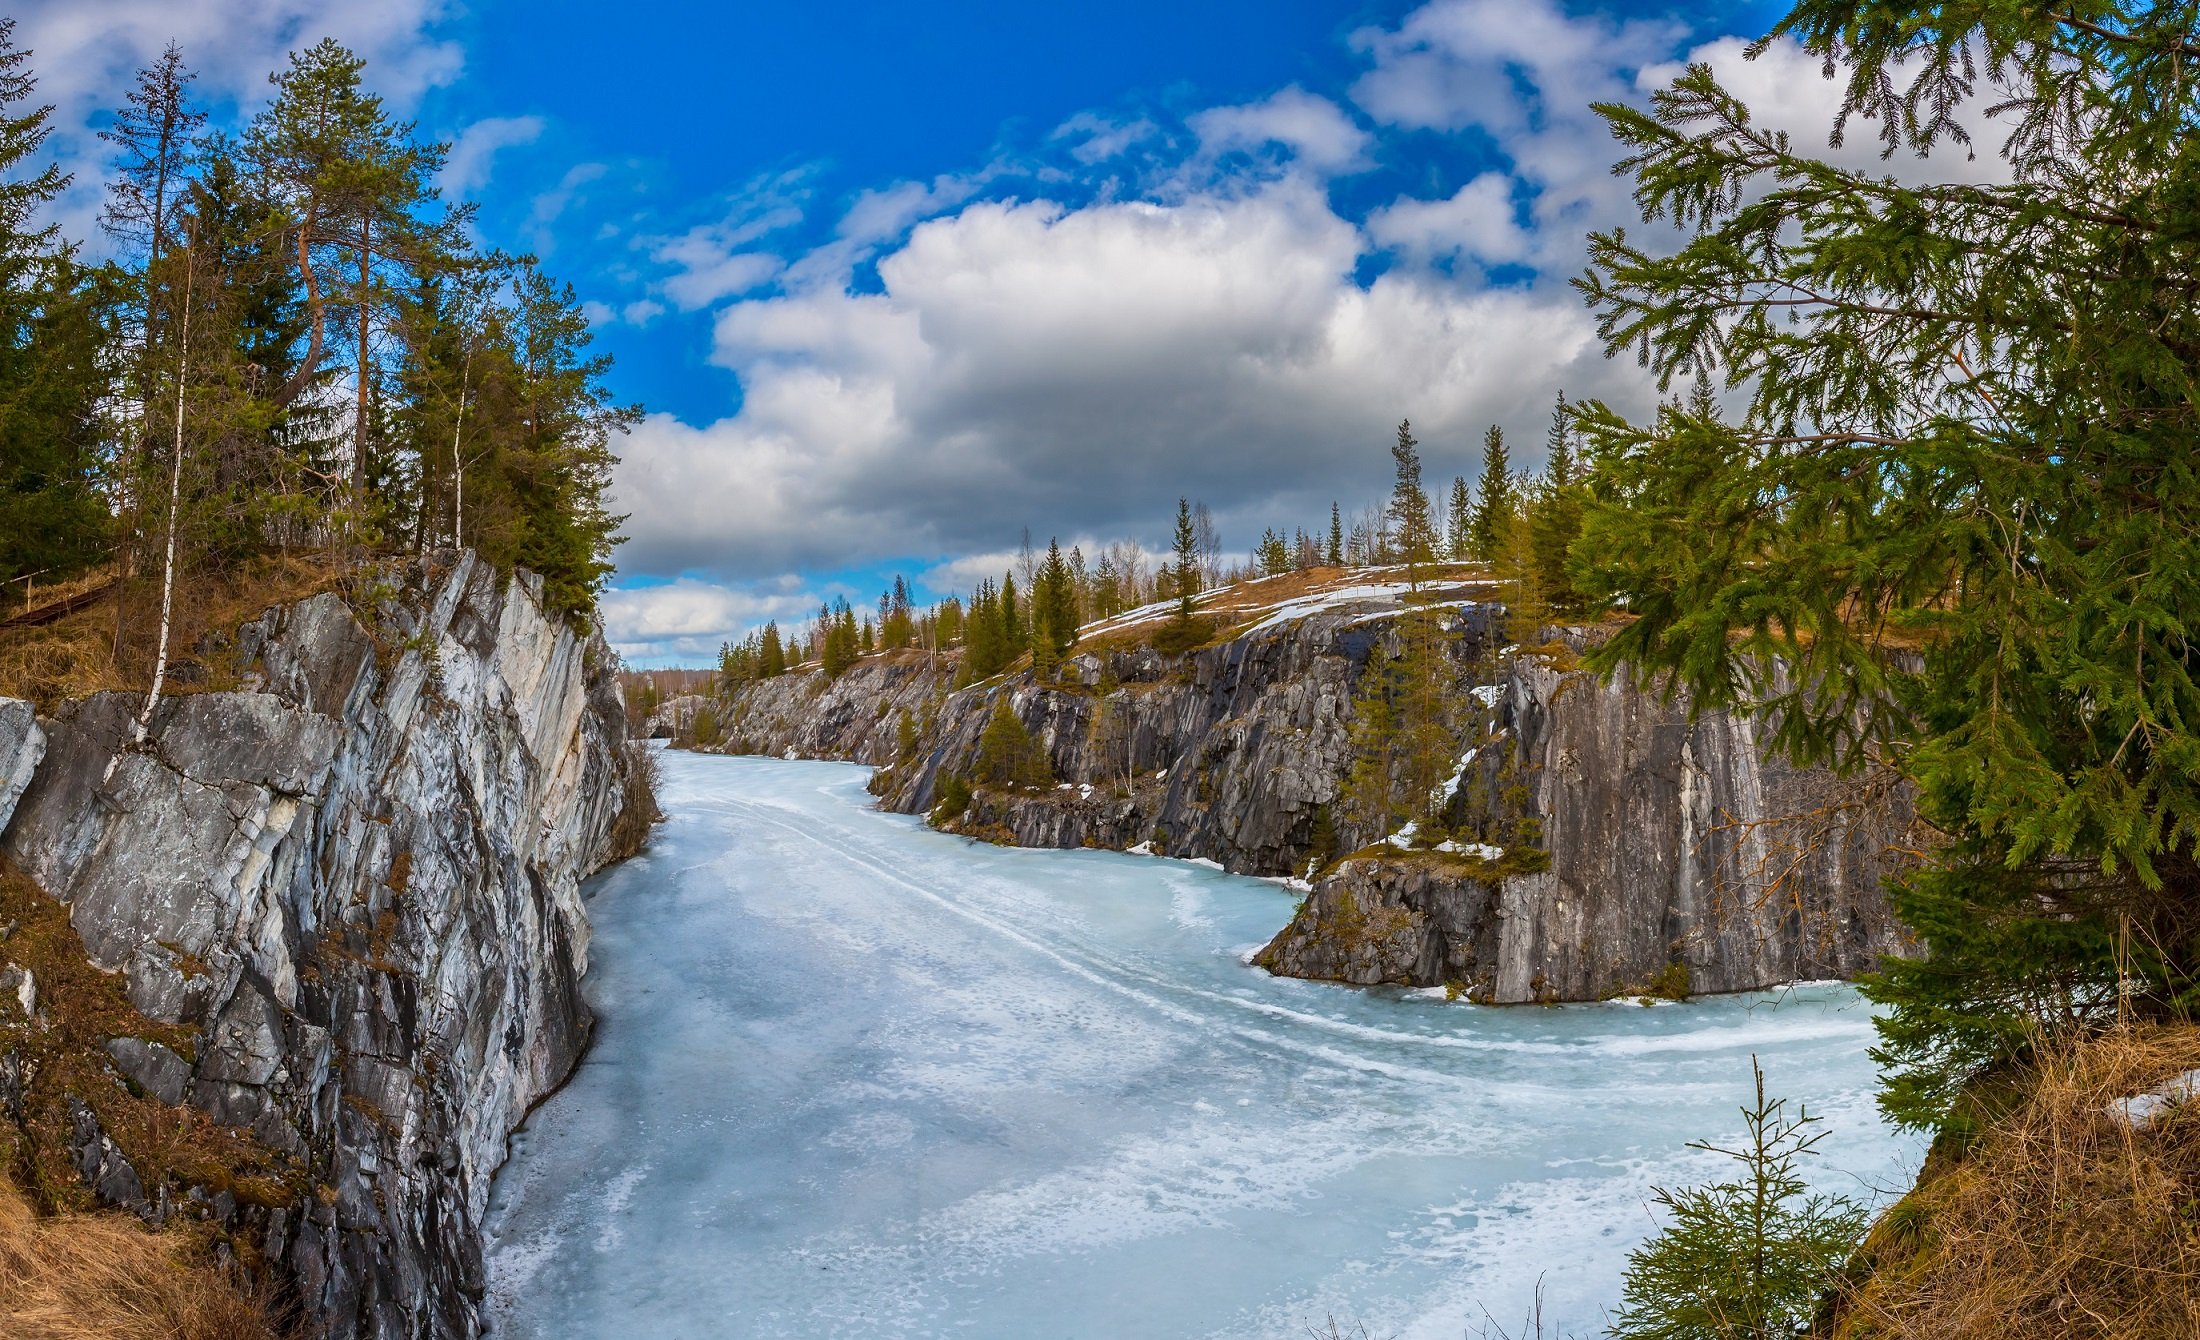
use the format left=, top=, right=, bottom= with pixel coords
left=0, top=551, right=638, bottom=1339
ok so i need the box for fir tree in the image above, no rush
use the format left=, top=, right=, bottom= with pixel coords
left=1528, top=391, right=1585, bottom=614
left=1572, top=0, right=2200, bottom=1129
left=976, top=696, right=1051, bottom=789
left=998, top=570, right=1025, bottom=656
left=1033, top=537, right=1079, bottom=663
left=1326, top=502, right=1344, bottom=567
left=0, top=20, right=111, bottom=596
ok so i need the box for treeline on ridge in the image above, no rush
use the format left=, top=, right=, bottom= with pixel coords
left=0, top=22, right=633, bottom=651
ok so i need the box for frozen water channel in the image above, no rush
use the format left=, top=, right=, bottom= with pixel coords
left=484, top=752, right=1922, bottom=1339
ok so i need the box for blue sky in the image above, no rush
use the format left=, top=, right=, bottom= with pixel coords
left=23, top=0, right=1871, bottom=664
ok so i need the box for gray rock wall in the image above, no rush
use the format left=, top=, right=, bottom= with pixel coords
left=720, top=609, right=1913, bottom=1000
left=709, top=651, right=954, bottom=765
left=0, top=551, right=634, bottom=1339
left=1257, top=650, right=1915, bottom=999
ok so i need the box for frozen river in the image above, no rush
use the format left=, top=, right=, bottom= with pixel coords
left=484, top=751, right=1920, bottom=1339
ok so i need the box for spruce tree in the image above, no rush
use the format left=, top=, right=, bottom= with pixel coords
left=0, top=20, right=111, bottom=596
left=1171, top=497, right=1200, bottom=618
left=1468, top=424, right=1515, bottom=562
left=1326, top=502, right=1344, bottom=567
left=998, top=571, right=1024, bottom=656
left=1573, top=0, right=2200, bottom=1129
left=1034, top=537, right=1079, bottom=660
left=1528, top=391, right=1585, bottom=614
left=1447, top=476, right=1472, bottom=561
left=1386, top=419, right=1437, bottom=585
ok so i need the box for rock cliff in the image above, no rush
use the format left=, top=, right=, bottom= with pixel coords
left=0, top=551, right=636, bottom=1339
left=1255, top=648, right=1916, bottom=1001
left=713, top=588, right=1913, bottom=1000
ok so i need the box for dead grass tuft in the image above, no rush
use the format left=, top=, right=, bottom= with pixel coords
left=0, top=1176, right=284, bottom=1340
left=0, top=554, right=340, bottom=710
left=0, top=864, right=297, bottom=1218
left=1834, top=1025, right=2200, bottom=1339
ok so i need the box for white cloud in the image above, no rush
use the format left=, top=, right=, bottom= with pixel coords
left=1367, top=172, right=1532, bottom=267
left=1349, top=0, right=1685, bottom=263
left=12, top=0, right=461, bottom=118
left=1650, top=36, right=2016, bottom=186
left=1051, top=111, right=1161, bottom=165
left=603, top=0, right=2013, bottom=599
left=440, top=114, right=544, bottom=195
left=644, top=169, right=812, bottom=309
left=600, top=578, right=819, bottom=664
left=1189, top=88, right=1372, bottom=174
left=611, top=179, right=1626, bottom=582
left=526, top=161, right=607, bottom=252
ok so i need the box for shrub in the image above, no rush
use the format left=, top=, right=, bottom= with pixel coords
left=605, top=740, right=663, bottom=862
left=1151, top=616, right=1212, bottom=657
left=931, top=773, right=972, bottom=820
left=975, top=698, right=1051, bottom=789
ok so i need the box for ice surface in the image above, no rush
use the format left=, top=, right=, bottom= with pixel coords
left=484, top=753, right=1921, bottom=1340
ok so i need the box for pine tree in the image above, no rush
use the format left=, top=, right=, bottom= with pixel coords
left=1572, top=0, right=2200, bottom=1129
left=1467, top=424, right=1516, bottom=563
left=760, top=620, right=786, bottom=676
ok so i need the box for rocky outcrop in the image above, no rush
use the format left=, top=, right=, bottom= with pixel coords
left=709, top=650, right=954, bottom=765
left=1256, top=649, right=1915, bottom=1000
left=861, top=614, right=1414, bottom=874
left=0, top=551, right=634, bottom=1339
left=721, top=601, right=1914, bottom=1001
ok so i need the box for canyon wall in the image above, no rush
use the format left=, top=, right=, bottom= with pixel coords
left=714, top=605, right=1913, bottom=1000
left=0, top=552, right=637, bottom=1339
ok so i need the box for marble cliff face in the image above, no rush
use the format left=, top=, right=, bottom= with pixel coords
left=0, top=553, right=637, bottom=1339
left=712, top=605, right=1913, bottom=1000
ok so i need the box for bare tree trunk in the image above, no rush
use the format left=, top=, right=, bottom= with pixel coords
left=452, top=357, right=470, bottom=551
left=106, top=240, right=192, bottom=786
left=354, top=217, right=371, bottom=542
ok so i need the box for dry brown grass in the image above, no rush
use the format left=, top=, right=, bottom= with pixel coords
left=0, top=553, right=341, bottom=709
left=0, top=1176, right=283, bottom=1340
left=1834, top=1025, right=2200, bottom=1339
left=0, top=865, right=298, bottom=1219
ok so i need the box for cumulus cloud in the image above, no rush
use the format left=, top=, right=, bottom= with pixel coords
left=599, top=578, right=820, bottom=663
left=1367, top=173, right=1532, bottom=267
left=440, top=114, right=544, bottom=195
left=1189, top=88, right=1372, bottom=174
left=604, top=0, right=2018, bottom=630
left=611, top=178, right=1623, bottom=581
